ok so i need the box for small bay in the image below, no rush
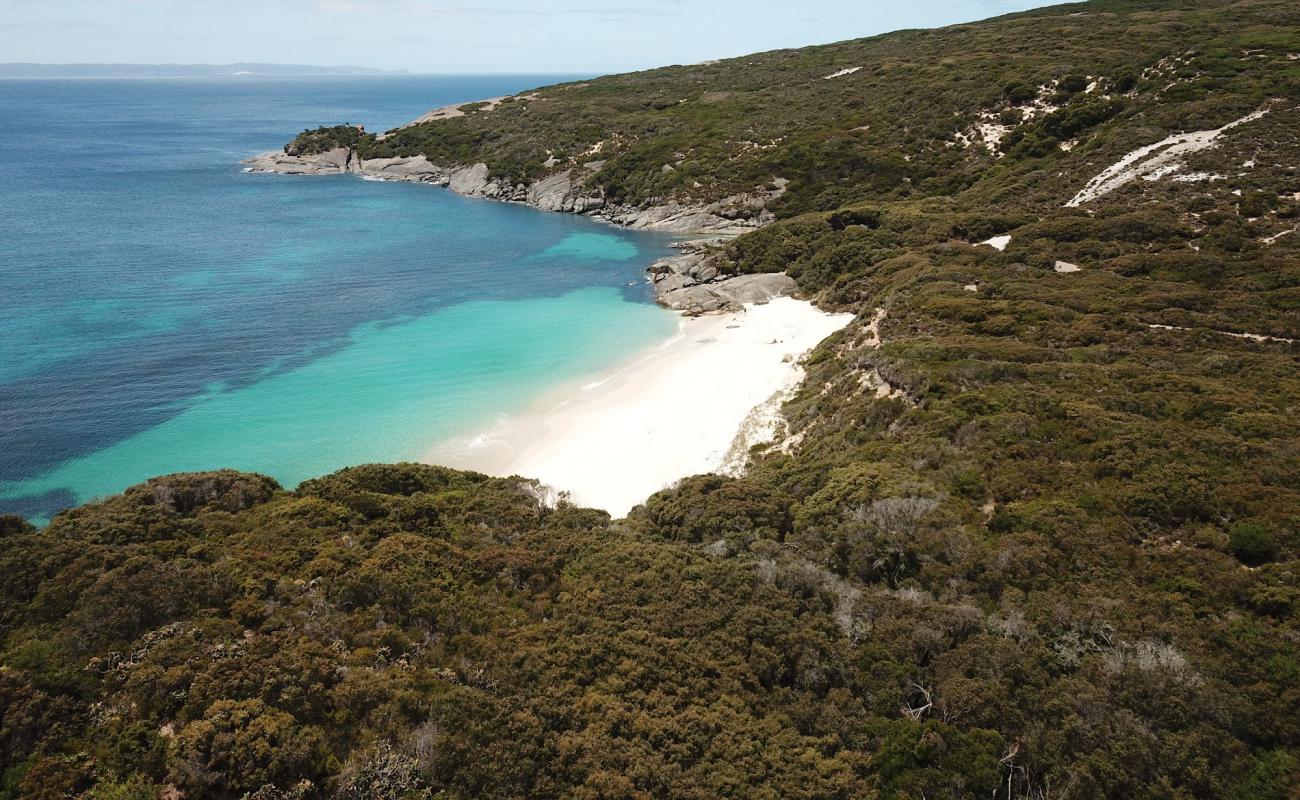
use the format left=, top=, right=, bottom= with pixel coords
left=0, top=76, right=677, bottom=520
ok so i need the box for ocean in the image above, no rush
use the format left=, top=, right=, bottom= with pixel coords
left=0, top=76, right=680, bottom=522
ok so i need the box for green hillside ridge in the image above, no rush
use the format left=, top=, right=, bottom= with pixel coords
left=321, top=0, right=1300, bottom=218
left=4, top=0, right=1300, bottom=798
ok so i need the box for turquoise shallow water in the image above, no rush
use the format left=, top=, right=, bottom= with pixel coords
left=0, top=77, right=677, bottom=521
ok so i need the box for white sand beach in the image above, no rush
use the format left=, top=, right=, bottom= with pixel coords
left=426, top=297, right=855, bottom=517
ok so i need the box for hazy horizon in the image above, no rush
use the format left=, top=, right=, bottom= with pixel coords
left=0, top=62, right=582, bottom=74
left=5, top=1, right=1054, bottom=74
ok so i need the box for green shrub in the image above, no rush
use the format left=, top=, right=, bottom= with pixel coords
left=1230, top=523, right=1278, bottom=565
left=286, top=124, right=365, bottom=156
left=1041, top=98, right=1125, bottom=140
left=1004, top=81, right=1037, bottom=105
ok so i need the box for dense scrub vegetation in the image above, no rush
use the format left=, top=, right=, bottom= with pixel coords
left=352, top=0, right=1300, bottom=217
left=5, top=429, right=1293, bottom=799
left=4, top=0, right=1300, bottom=798
left=286, top=125, right=365, bottom=156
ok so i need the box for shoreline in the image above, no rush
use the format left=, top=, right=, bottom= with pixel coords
left=425, top=297, right=854, bottom=517
left=242, top=120, right=838, bottom=517
left=242, top=148, right=781, bottom=236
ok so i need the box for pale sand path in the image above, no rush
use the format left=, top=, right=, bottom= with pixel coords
left=426, top=297, right=854, bottom=517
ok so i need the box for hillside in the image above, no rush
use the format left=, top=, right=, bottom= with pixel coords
left=3, top=1, right=1299, bottom=798
left=354, top=0, right=1298, bottom=219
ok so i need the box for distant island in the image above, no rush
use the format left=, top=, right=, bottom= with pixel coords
left=0, top=63, right=409, bottom=78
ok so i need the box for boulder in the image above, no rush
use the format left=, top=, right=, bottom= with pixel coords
left=712, top=273, right=798, bottom=305
left=658, top=285, right=741, bottom=316
left=655, top=273, right=697, bottom=293
left=527, top=170, right=579, bottom=211
left=647, top=253, right=707, bottom=278
left=572, top=191, right=607, bottom=213
left=358, top=155, right=445, bottom=182
left=613, top=201, right=769, bottom=235
left=242, top=147, right=353, bottom=175
left=448, top=163, right=492, bottom=195
left=524, top=170, right=608, bottom=213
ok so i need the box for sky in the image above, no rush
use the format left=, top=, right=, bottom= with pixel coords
left=1, top=0, right=1054, bottom=74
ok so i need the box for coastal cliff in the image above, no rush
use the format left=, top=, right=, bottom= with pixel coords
left=243, top=146, right=781, bottom=236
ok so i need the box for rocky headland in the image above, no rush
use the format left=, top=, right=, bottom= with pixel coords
left=244, top=134, right=800, bottom=313
left=242, top=146, right=782, bottom=237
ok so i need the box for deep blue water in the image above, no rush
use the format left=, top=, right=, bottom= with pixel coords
left=0, top=77, right=678, bottom=521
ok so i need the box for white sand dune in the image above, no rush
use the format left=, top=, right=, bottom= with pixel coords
left=1147, top=323, right=1294, bottom=345
left=427, top=297, right=854, bottom=517
left=1066, top=105, right=1272, bottom=207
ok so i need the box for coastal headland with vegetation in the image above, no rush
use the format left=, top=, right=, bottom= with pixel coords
left=3, top=1, right=1298, bottom=797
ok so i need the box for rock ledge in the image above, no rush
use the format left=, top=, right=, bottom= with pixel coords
left=243, top=148, right=779, bottom=236
left=646, top=250, right=798, bottom=315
